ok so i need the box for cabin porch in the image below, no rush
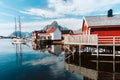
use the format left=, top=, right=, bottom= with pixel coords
left=64, top=35, right=120, bottom=58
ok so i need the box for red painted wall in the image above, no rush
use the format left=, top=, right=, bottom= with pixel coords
left=91, top=27, right=120, bottom=36
left=32, top=32, right=38, bottom=39
left=82, top=20, right=88, bottom=35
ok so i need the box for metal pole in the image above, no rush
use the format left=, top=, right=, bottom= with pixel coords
left=15, top=17, right=17, bottom=37
left=19, top=16, right=21, bottom=38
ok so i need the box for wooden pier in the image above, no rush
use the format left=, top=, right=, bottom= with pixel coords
left=64, top=38, right=120, bottom=79
left=64, top=35, right=120, bottom=59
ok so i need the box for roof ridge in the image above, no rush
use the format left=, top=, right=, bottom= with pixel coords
left=84, top=14, right=120, bottom=27
left=85, top=14, right=120, bottom=17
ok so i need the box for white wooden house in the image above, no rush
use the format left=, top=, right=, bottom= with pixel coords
left=47, top=28, right=61, bottom=40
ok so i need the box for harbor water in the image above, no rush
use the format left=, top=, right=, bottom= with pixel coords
left=0, top=39, right=82, bottom=80
left=1, top=39, right=120, bottom=80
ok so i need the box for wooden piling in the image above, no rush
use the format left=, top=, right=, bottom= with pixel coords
left=113, top=45, right=115, bottom=60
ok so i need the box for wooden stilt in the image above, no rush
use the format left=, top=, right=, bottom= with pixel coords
left=113, top=45, right=115, bottom=60
left=113, top=60, right=115, bottom=80
left=96, top=45, right=99, bottom=74
left=79, top=45, right=81, bottom=66
left=97, top=45, right=99, bottom=59
left=96, top=56, right=99, bottom=73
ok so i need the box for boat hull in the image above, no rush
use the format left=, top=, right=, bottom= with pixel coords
left=12, top=38, right=26, bottom=44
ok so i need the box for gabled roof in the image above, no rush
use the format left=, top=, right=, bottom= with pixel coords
left=39, top=30, right=46, bottom=33
left=61, top=30, right=73, bottom=34
left=47, top=28, right=56, bottom=34
left=84, top=14, right=120, bottom=27
left=33, top=30, right=46, bottom=33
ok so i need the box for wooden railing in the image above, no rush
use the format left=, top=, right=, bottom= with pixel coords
left=98, top=36, right=120, bottom=44
left=64, top=35, right=120, bottom=45
left=64, top=35, right=98, bottom=45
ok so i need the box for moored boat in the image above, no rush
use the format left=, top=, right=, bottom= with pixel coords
left=12, top=16, right=26, bottom=44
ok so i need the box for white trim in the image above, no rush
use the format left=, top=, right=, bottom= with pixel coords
left=83, top=16, right=89, bottom=28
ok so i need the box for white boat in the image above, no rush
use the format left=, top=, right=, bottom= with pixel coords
left=12, top=16, right=26, bottom=44
left=12, top=38, right=26, bottom=44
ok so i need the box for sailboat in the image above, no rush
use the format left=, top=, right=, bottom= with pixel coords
left=12, top=16, right=26, bottom=44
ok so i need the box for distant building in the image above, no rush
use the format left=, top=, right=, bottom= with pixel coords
left=32, top=30, right=46, bottom=40
left=61, top=30, right=74, bottom=40
left=82, top=9, right=120, bottom=36
left=32, top=28, right=61, bottom=41
left=47, top=28, right=61, bottom=40
left=73, top=30, right=82, bottom=35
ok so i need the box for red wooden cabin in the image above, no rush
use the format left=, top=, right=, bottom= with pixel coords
left=82, top=9, right=120, bottom=36
left=32, top=30, right=46, bottom=40
left=82, top=9, right=120, bottom=44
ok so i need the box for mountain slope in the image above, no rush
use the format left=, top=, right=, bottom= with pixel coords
left=10, top=31, right=31, bottom=38
left=43, top=21, right=68, bottom=31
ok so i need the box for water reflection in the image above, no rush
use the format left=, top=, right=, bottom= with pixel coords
left=31, top=41, right=47, bottom=51
left=48, top=45, right=62, bottom=56
left=31, top=41, right=64, bottom=56
left=64, top=50, right=120, bottom=80
left=12, top=42, right=30, bottom=65
left=12, top=43, right=23, bottom=65
left=0, top=39, right=83, bottom=80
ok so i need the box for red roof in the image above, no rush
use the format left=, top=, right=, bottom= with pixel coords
left=47, top=28, right=56, bottom=34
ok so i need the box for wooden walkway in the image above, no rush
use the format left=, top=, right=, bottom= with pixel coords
left=64, top=35, right=120, bottom=45
left=64, top=35, right=120, bottom=58
left=64, top=35, right=98, bottom=45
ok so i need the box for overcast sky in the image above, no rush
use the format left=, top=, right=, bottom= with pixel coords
left=0, top=0, right=120, bottom=36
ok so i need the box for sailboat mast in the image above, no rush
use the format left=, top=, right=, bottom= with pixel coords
left=15, top=17, right=17, bottom=37
left=19, top=16, right=21, bottom=38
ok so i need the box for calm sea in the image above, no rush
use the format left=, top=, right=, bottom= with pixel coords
left=0, top=39, right=82, bottom=80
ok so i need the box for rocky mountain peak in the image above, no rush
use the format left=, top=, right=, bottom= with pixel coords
left=43, top=21, right=68, bottom=31
left=50, top=21, right=58, bottom=26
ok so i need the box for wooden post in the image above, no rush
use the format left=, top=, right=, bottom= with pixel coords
left=68, top=45, right=70, bottom=64
left=113, top=45, right=115, bottom=60
left=113, top=60, right=115, bottom=80
left=97, top=45, right=99, bottom=59
left=79, top=45, right=81, bottom=66
left=112, top=37, right=116, bottom=80
left=113, top=37, right=115, bottom=60
left=96, top=45, right=99, bottom=72
left=96, top=56, right=99, bottom=73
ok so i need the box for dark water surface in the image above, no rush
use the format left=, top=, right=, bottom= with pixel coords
left=64, top=49, right=120, bottom=80
left=0, top=39, right=82, bottom=80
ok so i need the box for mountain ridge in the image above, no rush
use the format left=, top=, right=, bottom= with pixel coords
left=43, top=21, right=69, bottom=31
left=10, top=31, right=32, bottom=38
left=10, top=21, right=70, bottom=38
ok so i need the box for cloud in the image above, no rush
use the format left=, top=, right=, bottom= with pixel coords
left=0, top=18, right=82, bottom=36
left=23, top=55, right=64, bottom=66
left=22, top=18, right=82, bottom=32
left=0, top=23, right=14, bottom=36
left=54, top=18, right=82, bottom=30
left=20, top=0, right=120, bottom=18
left=20, top=8, right=64, bottom=18
left=48, top=0, right=120, bottom=15
left=0, top=12, right=14, bottom=17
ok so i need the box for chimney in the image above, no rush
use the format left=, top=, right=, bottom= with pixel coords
left=107, top=9, right=113, bottom=17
